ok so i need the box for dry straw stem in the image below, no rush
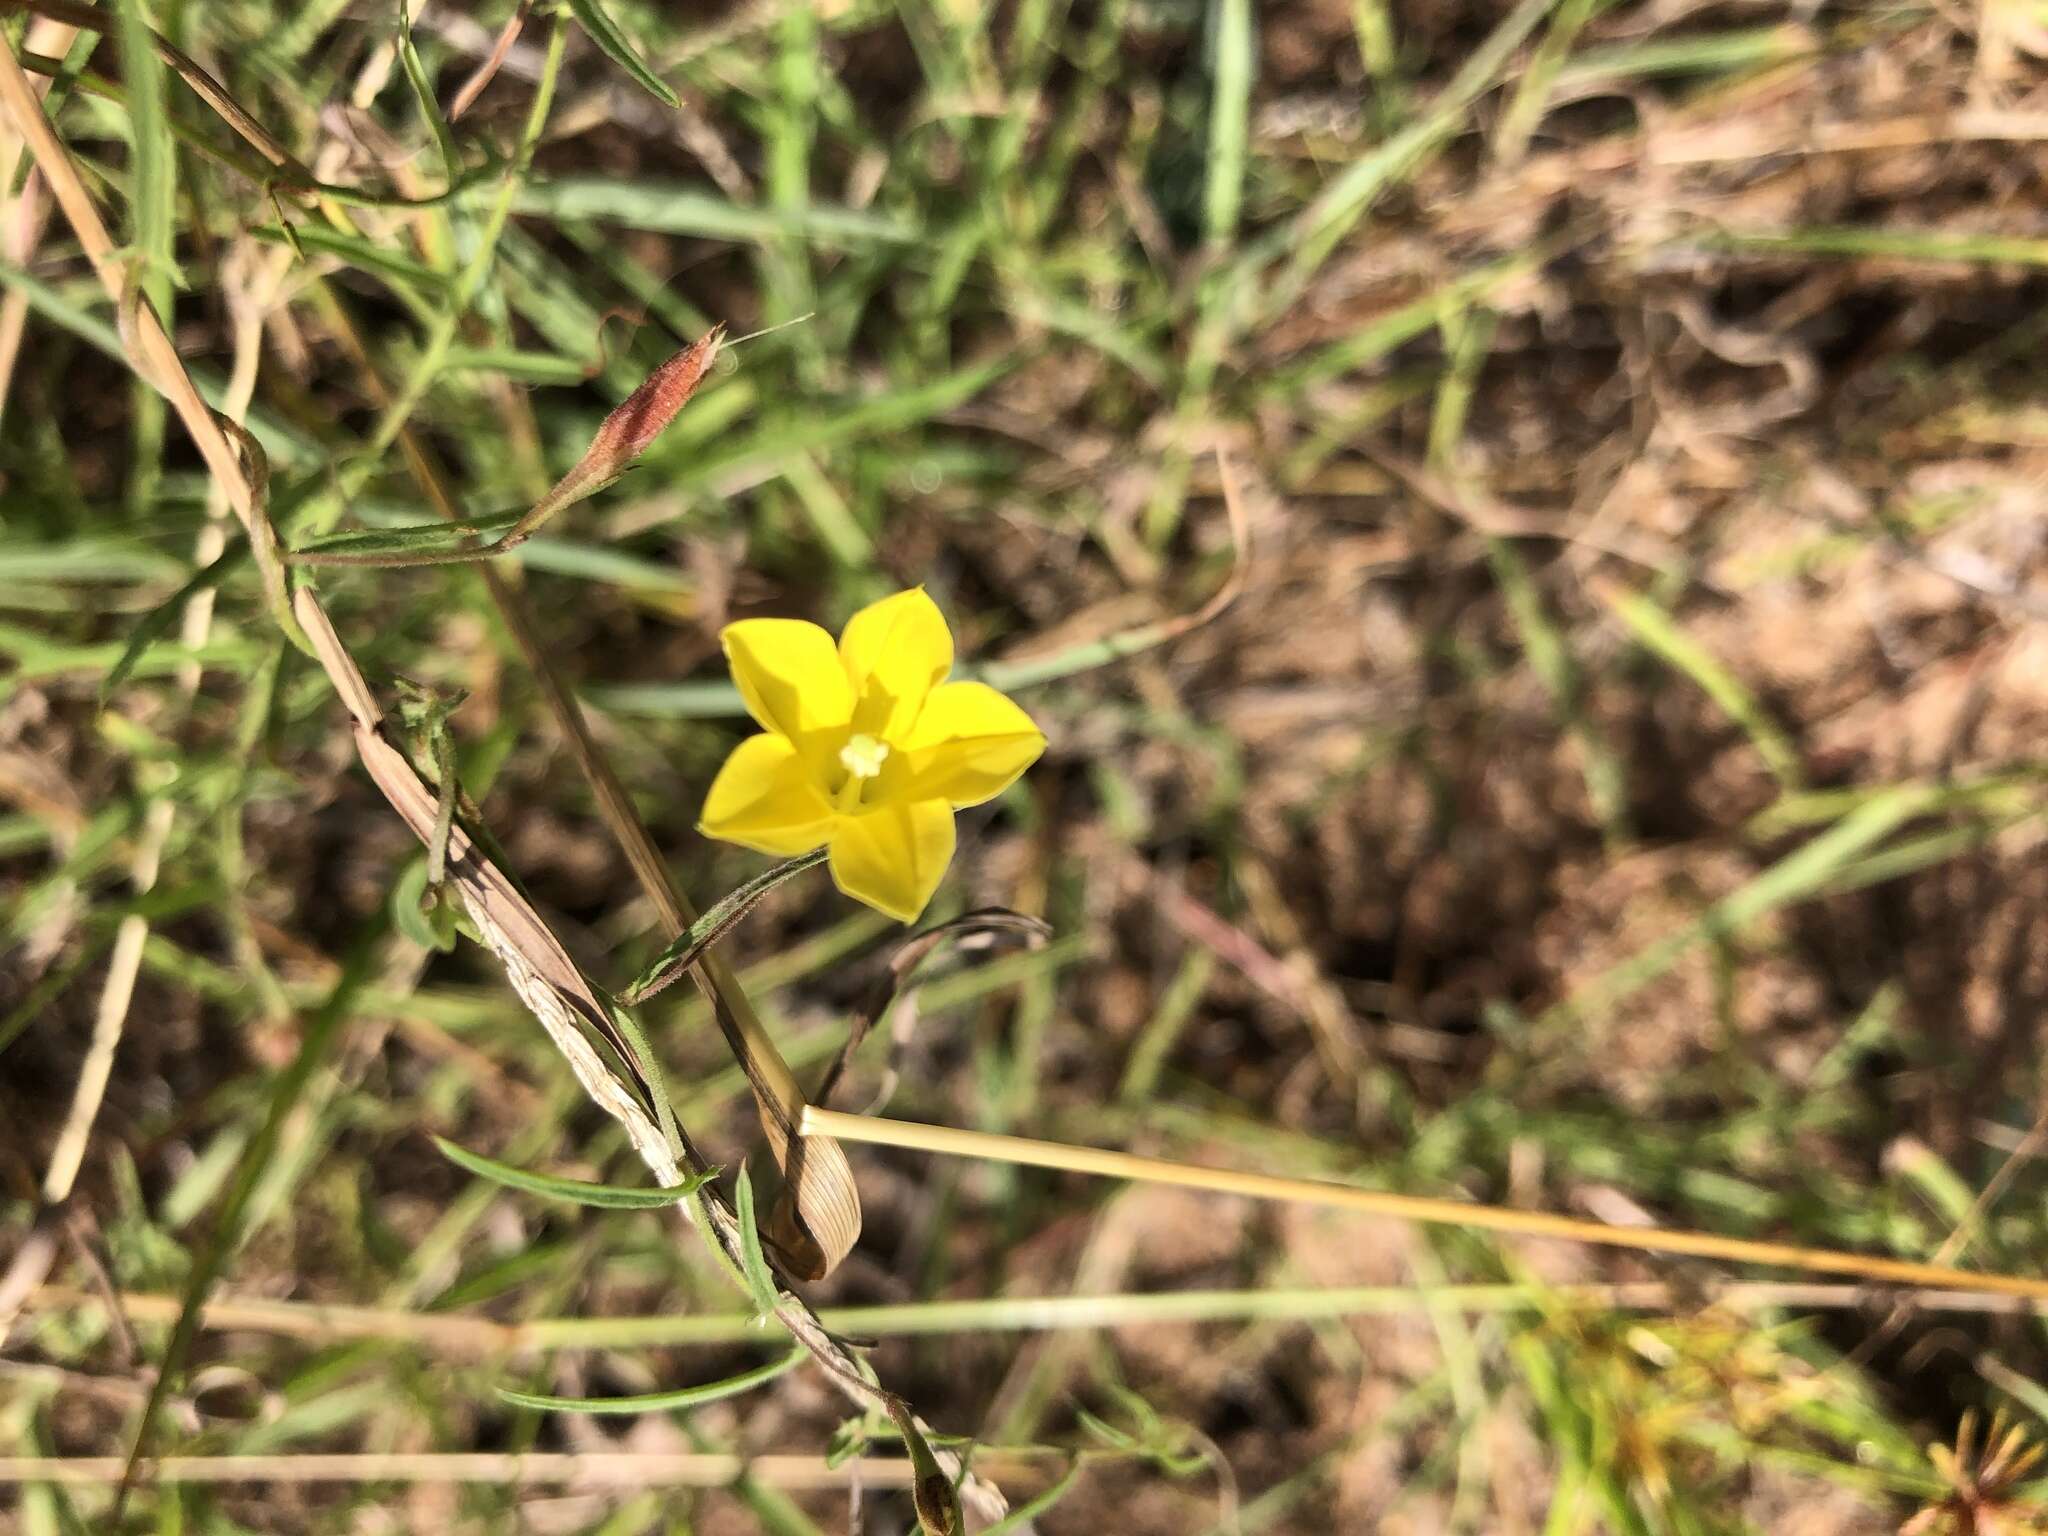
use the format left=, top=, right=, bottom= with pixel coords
left=0, top=1452, right=999, bottom=1491
left=0, top=36, right=995, bottom=1531
left=0, top=12, right=71, bottom=426
left=25, top=1278, right=2048, bottom=1362
left=804, top=1109, right=2048, bottom=1304
left=448, top=0, right=534, bottom=121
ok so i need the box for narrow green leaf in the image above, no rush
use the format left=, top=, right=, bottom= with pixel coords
left=671, top=357, right=1015, bottom=489
left=253, top=223, right=447, bottom=300
left=1261, top=0, right=1561, bottom=306
left=1598, top=583, right=1804, bottom=791
left=983, top=1461, right=1083, bottom=1534
left=733, top=1164, right=781, bottom=1318
left=290, top=509, right=526, bottom=560
left=433, top=1135, right=712, bottom=1209
left=395, top=0, right=463, bottom=194
left=1543, top=785, right=1944, bottom=1027
left=499, top=1346, right=804, bottom=1414
left=512, top=535, right=695, bottom=591
left=101, top=540, right=250, bottom=702
left=1494, top=0, right=1602, bottom=163
left=1202, top=0, right=1252, bottom=249
left=603, top=1001, right=684, bottom=1167
left=442, top=347, right=591, bottom=384
left=0, top=536, right=183, bottom=584
left=1699, top=226, right=2048, bottom=269
left=114, top=0, right=175, bottom=317
left=513, top=178, right=919, bottom=246
left=1282, top=249, right=1546, bottom=396
left=565, top=0, right=679, bottom=107
left=1488, top=534, right=1629, bottom=838
left=622, top=849, right=828, bottom=1004
left=1553, top=24, right=1814, bottom=88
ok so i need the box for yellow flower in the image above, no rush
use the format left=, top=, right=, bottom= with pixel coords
left=698, top=588, right=1045, bottom=922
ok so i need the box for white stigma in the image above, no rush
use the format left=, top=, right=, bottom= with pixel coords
left=838, top=732, right=890, bottom=781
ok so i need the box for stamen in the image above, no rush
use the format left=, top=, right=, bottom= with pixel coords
left=838, top=733, right=889, bottom=781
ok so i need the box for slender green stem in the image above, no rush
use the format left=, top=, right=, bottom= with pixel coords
left=361, top=18, right=567, bottom=464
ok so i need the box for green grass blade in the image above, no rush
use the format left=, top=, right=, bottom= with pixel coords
left=512, top=178, right=919, bottom=246
left=1697, top=226, right=2048, bottom=268
left=500, top=1346, right=804, bottom=1414
left=1553, top=24, right=1815, bottom=89
left=114, top=0, right=175, bottom=317
left=1202, top=0, right=1253, bottom=249
left=1494, top=0, right=1602, bottom=162
left=0, top=537, right=183, bottom=584
left=432, top=1135, right=711, bottom=1209
left=1541, top=785, right=1943, bottom=1027
left=510, top=535, right=696, bottom=591
left=983, top=1462, right=1083, bottom=1534
left=1487, top=535, right=1630, bottom=840
left=101, top=539, right=250, bottom=701
left=564, top=0, right=679, bottom=107
left=290, top=509, right=526, bottom=558
left=1598, top=583, right=1804, bottom=791
left=1269, top=0, right=1560, bottom=301
left=1280, top=250, right=1547, bottom=393
left=622, top=849, right=829, bottom=1003
left=254, top=223, right=447, bottom=302
left=395, top=0, right=462, bottom=196
left=733, top=1164, right=781, bottom=1318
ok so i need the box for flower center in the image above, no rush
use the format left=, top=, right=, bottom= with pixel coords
left=838, top=732, right=890, bottom=780
left=835, top=733, right=889, bottom=811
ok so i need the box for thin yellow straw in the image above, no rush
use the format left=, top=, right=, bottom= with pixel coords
left=801, top=1107, right=2048, bottom=1301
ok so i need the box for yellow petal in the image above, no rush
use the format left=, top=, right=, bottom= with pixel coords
left=697, top=733, right=836, bottom=856
left=898, top=681, right=1045, bottom=808
left=827, top=799, right=956, bottom=923
left=723, top=619, right=853, bottom=745
left=838, top=587, right=953, bottom=740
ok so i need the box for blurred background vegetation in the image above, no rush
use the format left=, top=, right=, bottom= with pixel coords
left=4, top=0, right=2048, bottom=1530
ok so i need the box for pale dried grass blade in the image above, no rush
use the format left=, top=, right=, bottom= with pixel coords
left=0, top=1452, right=972, bottom=1490
left=807, top=1110, right=2048, bottom=1303
left=449, top=0, right=534, bottom=121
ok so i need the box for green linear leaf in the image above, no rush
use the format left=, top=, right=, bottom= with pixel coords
left=432, top=1135, right=712, bottom=1209
left=291, top=508, right=526, bottom=559
left=1203, top=0, right=1251, bottom=249
left=1698, top=226, right=2048, bottom=268
left=395, top=0, right=462, bottom=194
left=115, top=0, right=175, bottom=316
left=1598, top=582, right=1804, bottom=791
left=499, top=1346, right=804, bottom=1414
left=102, top=539, right=250, bottom=702
left=733, top=1164, right=781, bottom=1318
left=0, top=536, right=184, bottom=584
left=622, top=849, right=828, bottom=1003
left=513, top=178, right=919, bottom=245
left=564, top=0, right=680, bottom=107
left=253, top=224, right=447, bottom=297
